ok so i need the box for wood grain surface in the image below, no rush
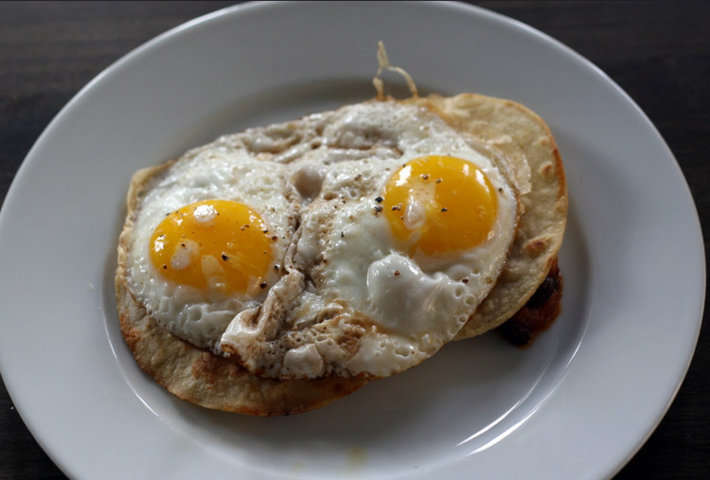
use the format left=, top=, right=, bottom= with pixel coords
left=1, top=2, right=708, bottom=478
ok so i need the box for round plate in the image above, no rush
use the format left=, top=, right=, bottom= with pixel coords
left=0, top=2, right=704, bottom=479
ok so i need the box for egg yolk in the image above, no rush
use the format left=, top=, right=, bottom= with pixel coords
left=149, top=199, right=273, bottom=293
left=383, top=155, right=498, bottom=255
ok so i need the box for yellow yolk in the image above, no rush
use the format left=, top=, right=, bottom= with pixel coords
left=383, top=155, right=498, bottom=255
left=149, top=199, right=273, bottom=293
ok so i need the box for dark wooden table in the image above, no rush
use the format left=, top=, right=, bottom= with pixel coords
left=1, top=2, right=708, bottom=478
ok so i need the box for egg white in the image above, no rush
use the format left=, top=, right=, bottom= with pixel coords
left=125, top=100, right=518, bottom=377
left=218, top=102, right=518, bottom=378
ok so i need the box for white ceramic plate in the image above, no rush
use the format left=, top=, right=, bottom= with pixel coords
left=0, top=2, right=704, bottom=479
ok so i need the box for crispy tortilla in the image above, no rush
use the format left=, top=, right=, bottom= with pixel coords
left=412, top=94, right=567, bottom=339
left=115, top=92, right=566, bottom=413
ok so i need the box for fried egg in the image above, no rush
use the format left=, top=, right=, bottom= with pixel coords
left=125, top=151, right=298, bottom=349
left=124, top=101, right=518, bottom=379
